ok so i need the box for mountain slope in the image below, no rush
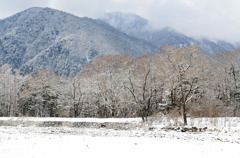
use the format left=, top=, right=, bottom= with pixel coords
left=101, top=12, right=236, bottom=54
left=148, top=27, right=197, bottom=48
left=0, top=7, right=158, bottom=76
left=101, top=12, right=196, bottom=48
left=101, top=11, right=151, bottom=39
left=198, top=39, right=236, bottom=54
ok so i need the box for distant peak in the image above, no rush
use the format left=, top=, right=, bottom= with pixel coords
left=210, top=39, right=219, bottom=44
left=105, top=11, right=146, bottom=19
left=101, top=11, right=151, bottom=33
left=102, top=11, right=148, bottom=24
left=24, top=7, right=45, bottom=12
left=162, top=27, right=176, bottom=33
left=5, top=7, right=84, bottom=22
left=20, top=7, right=67, bottom=15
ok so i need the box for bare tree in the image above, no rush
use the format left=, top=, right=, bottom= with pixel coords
left=80, top=55, right=132, bottom=118
left=163, top=46, right=207, bottom=125
left=67, top=77, right=84, bottom=117
left=0, top=64, right=23, bottom=116
left=124, top=55, right=164, bottom=121
left=17, top=69, right=65, bottom=117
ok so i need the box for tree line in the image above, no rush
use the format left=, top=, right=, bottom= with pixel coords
left=0, top=46, right=240, bottom=124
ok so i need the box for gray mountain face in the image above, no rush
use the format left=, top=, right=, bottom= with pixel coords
left=101, top=11, right=151, bottom=39
left=101, top=12, right=236, bottom=54
left=148, top=27, right=198, bottom=48
left=236, top=42, right=240, bottom=48
left=198, top=39, right=236, bottom=54
left=0, top=7, right=158, bottom=76
left=101, top=13, right=196, bottom=48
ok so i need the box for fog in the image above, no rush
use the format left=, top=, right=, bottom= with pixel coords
left=1, top=0, right=240, bottom=43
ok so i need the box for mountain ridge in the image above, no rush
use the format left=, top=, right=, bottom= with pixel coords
left=0, top=7, right=237, bottom=76
left=101, top=12, right=236, bottom=54
left=0, top=7, right=158, bottom=76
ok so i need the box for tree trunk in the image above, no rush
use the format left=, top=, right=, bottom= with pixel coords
left=181, top=103, right=187, bottom=125
left=74, top=104, right=78, bottom=117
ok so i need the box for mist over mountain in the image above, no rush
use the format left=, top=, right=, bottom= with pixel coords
left=101, top=12, right=236, bottom=54
left=235, top=42, right=240, bottom=48
left=197, top=39, right=236, bottom=54
left=101, top=12, right=151, bottom=39
left=0, top=7, right=237, bottom=76
left=0, top=7, right=158, bottom=76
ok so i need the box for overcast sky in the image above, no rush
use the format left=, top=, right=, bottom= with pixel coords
left=1, top=0, right=240, bottom=43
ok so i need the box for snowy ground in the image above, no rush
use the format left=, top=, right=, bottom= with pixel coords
left=0, top=117, right=240, bottom=158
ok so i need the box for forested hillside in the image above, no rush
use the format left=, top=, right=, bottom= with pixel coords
left=0, top=7, right=157, bottom=76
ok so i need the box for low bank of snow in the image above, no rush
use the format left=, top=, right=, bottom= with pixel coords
left=153, top=117, right=240, bottom=132
left=0, top=117, right=141, bottom=123
left=1, top=117, right=240, bottom=133
left=1, top=117, right=240, bottom=129
left=0, top=126, right=239, bottom=158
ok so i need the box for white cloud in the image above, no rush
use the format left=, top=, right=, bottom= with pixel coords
left=0, top=0, right=240, bottom=43
left=144, top=0, right=240, bottom=43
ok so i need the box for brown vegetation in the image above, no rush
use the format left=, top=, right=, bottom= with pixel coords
left=1, top=46, right=240, bottom=124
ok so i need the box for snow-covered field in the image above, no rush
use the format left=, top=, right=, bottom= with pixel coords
left=0, top=117, right=240, bottom=158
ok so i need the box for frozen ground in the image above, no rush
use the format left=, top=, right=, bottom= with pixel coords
left=0, top=117, right=240, bottom=158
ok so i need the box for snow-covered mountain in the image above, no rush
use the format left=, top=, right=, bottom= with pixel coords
left=198, top=39, right=236, bottom=54
left=101, top=12, right=236, bottom=54
left=0, top=7, right=158, bottom=76
left=101, top=12, right=152, bottom=40
left=235, top=42, right=240, bottom=48
left=0, top=8, right=237, bottom=76
left=147, top=27, right=198, bottom=48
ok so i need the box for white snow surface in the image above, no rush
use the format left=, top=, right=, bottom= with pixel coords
left=158, top=117, right=240, bottom=131
left=0, top=117, right=141, bottom=123
left=0, top=117, right=240, bottom=158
